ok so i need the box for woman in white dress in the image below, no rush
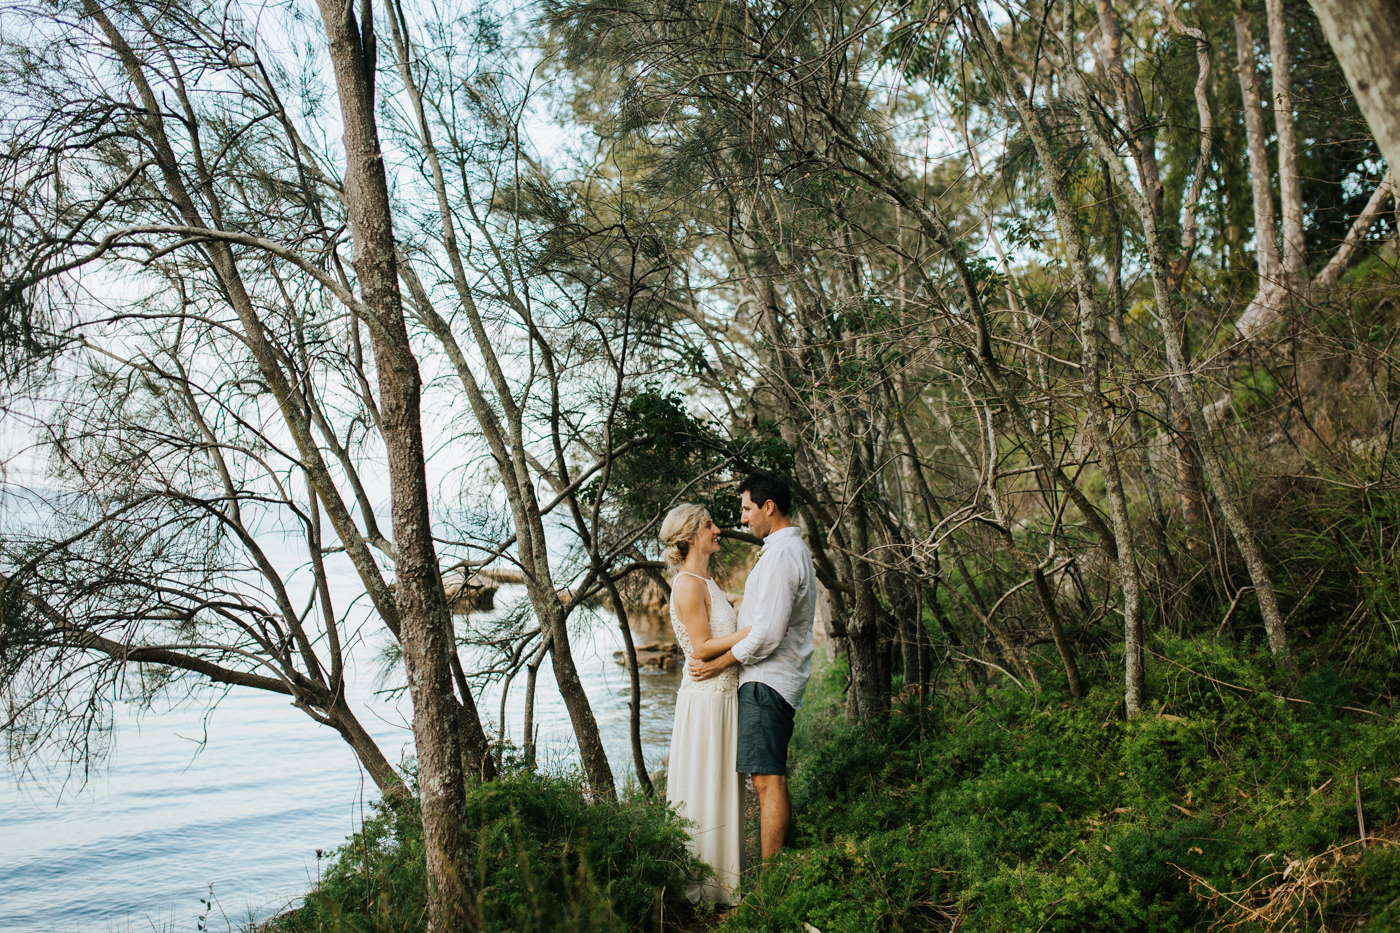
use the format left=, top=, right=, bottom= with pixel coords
left=660, top=504, right=751, bottom=906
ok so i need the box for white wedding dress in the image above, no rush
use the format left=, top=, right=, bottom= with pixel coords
left=666, top=571, right=743, bottom=905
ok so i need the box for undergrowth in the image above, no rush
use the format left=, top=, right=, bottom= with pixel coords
left=270, top=771, right=704, bottom=933
left=280, top=637, right=1400, bottom=933
left=725, top=641, right=1400, bottom=933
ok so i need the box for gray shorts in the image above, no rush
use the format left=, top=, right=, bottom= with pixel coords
left=736, top=682, right=796, bottom=775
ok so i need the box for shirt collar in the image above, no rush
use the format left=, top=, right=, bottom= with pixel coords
left=761, top=525, right=800, bottom=549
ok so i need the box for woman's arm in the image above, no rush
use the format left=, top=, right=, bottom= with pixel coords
left=690, top=624, right=753, bottom=661
left=672, top=576, right=752, bottom=661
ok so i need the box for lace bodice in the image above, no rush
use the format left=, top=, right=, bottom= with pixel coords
left=671, top=573, right=740, bottom=694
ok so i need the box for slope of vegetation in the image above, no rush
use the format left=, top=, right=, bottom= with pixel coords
left=276, top=628, right=1400, bottom=933
left=272, top=771, right=703, bottom=933
left=279, top=362, right=1400, bottom=932
left=737, top=643, right=1400, bottom=933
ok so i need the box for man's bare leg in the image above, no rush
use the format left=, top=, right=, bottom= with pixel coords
left=751, top=773, right=791, bottom=860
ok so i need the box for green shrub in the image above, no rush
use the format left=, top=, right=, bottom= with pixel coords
left=277, top=772, right=703, bottom=933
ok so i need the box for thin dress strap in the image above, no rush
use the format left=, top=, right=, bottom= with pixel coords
left=673, top=571, right=712, bottom=582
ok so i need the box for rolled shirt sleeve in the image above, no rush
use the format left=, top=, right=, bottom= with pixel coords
left=731, top=548, right=800, bottom=665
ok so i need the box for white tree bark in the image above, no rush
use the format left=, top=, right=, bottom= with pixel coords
left=1234, top=7, right=1280, bottom=280
left=1006, top=10, right=1294, bottom=661
left=1234, top=177, right=1395, bottom=340
left=1314, top=176, right=1396, bottom=287
left=1309, top=0, right=1400, bottom=178
left=1266, top=0, right=1307, bottom=281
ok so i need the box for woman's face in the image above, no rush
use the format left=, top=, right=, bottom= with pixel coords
left=690, top=514, right=722, bottom=558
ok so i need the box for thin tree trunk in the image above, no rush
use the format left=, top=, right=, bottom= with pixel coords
left=330, top=699, right=406, bottom=795
left=451, top=651, right=495, bottom=781
left=966, top=4, right=1147, bottom=711
left=891, top=375, right=988, bottom=623
left=1095, top=0, right=1163, bottom=217
left=540, top=604, right=618, bottom=793
left=896, top=579, right=922, bottom=694
left=1266, top=0, right=1307, bottom=282
left=1235, top=7, right=1281, bottom=280
left=1099, top=198, right=1174, bottom=575
left=847, top=615, right=883, bottom=721
left=82, top=9, right=476, bottom=903
left=846, top=506, right=887, bottom=719
left=1155, top=1, right=1215, bottom=289
left=603, top=577, right=654, bottom=795
left=1314, top=177, right=1396, bottom=287
left=385, top=4, right=615, bottom=802
left=1032, top=567, right=1083, bottom=697
left=841, top=419, right=887, bottom=721
left=1171, top=382, right=1206, bottom=532
left=1043, top=21, right=1294, bottom=662
left=522, top=637, right=550, bottom=771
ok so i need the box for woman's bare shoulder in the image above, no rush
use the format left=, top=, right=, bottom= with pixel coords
left=670, top=573, right=711, bottom=605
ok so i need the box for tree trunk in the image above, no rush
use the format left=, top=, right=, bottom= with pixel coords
left=532, top=600, right=617, bottom=797
left=522, top=637, right=550, bottom=771
left=846, top=613, right=883, bottom=721
left=313, top=2, right=474, bottom=927
left=966, top=3, right=1146, bottom=711
left=1266, top=0, right=1307, bottom=281
left=451, top=652, right=496, bottom=782
left=1234, top=7, right=1281, bottom=279
left=81, top=11, right=481, bottom=906
left=1032, top=568, right=1083, bottom=698
left=897, top=589, right=922, bottom=695
left=604, top=577, right=654, bottom=795
left=383, top=6, right=614, bottom=803
left=1095, top=0, right=1163, bottom=217
left=330, top=699, right=407, bottom=796
left=845, top=462, right=886, bottom=720
left=1170, top=383, right=1206, bottom=531
left=1158, top=5, right=1215, bottom=288
left=1309, top=0, right=1400, bottom=178
left=1047, top=26, right=1294, bottom=662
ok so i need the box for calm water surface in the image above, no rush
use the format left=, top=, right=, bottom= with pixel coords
left=0, top=589, right=681, bottom=933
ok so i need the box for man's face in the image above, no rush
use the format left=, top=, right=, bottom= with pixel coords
left=740, top=490, right=773, bottom=539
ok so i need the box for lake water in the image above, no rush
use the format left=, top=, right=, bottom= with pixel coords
left=0, top=589, right=682, bottom=933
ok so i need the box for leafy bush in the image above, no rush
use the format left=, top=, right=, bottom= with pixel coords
left=276, top=772, right=703, bottom=933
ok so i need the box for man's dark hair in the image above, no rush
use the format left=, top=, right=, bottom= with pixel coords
left=738, top=469, right=792, bottom=515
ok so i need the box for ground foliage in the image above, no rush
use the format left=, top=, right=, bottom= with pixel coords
left=727, top=644, right=1400, bottom=933
left=273, top=770, right=704, bottom=933
left=283, top=631, right=1400, bottom=933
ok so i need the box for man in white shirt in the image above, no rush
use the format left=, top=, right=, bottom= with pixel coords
left=689, top=470, right=816, bottom=860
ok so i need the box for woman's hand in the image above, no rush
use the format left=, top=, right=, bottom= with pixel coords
left=688, top=651, right=738, bottom=681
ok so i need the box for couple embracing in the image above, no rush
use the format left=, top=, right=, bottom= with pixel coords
left=660, top=470, right=816, bottom=906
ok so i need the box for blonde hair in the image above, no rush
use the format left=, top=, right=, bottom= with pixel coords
left=660, top=503, right=712, bottom=572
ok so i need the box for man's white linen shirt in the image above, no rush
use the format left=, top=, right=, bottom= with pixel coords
left=730, top=526, right=817, bottom=710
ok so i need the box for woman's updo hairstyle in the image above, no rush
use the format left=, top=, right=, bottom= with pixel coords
left=660, top=503, right=711, bottom=572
